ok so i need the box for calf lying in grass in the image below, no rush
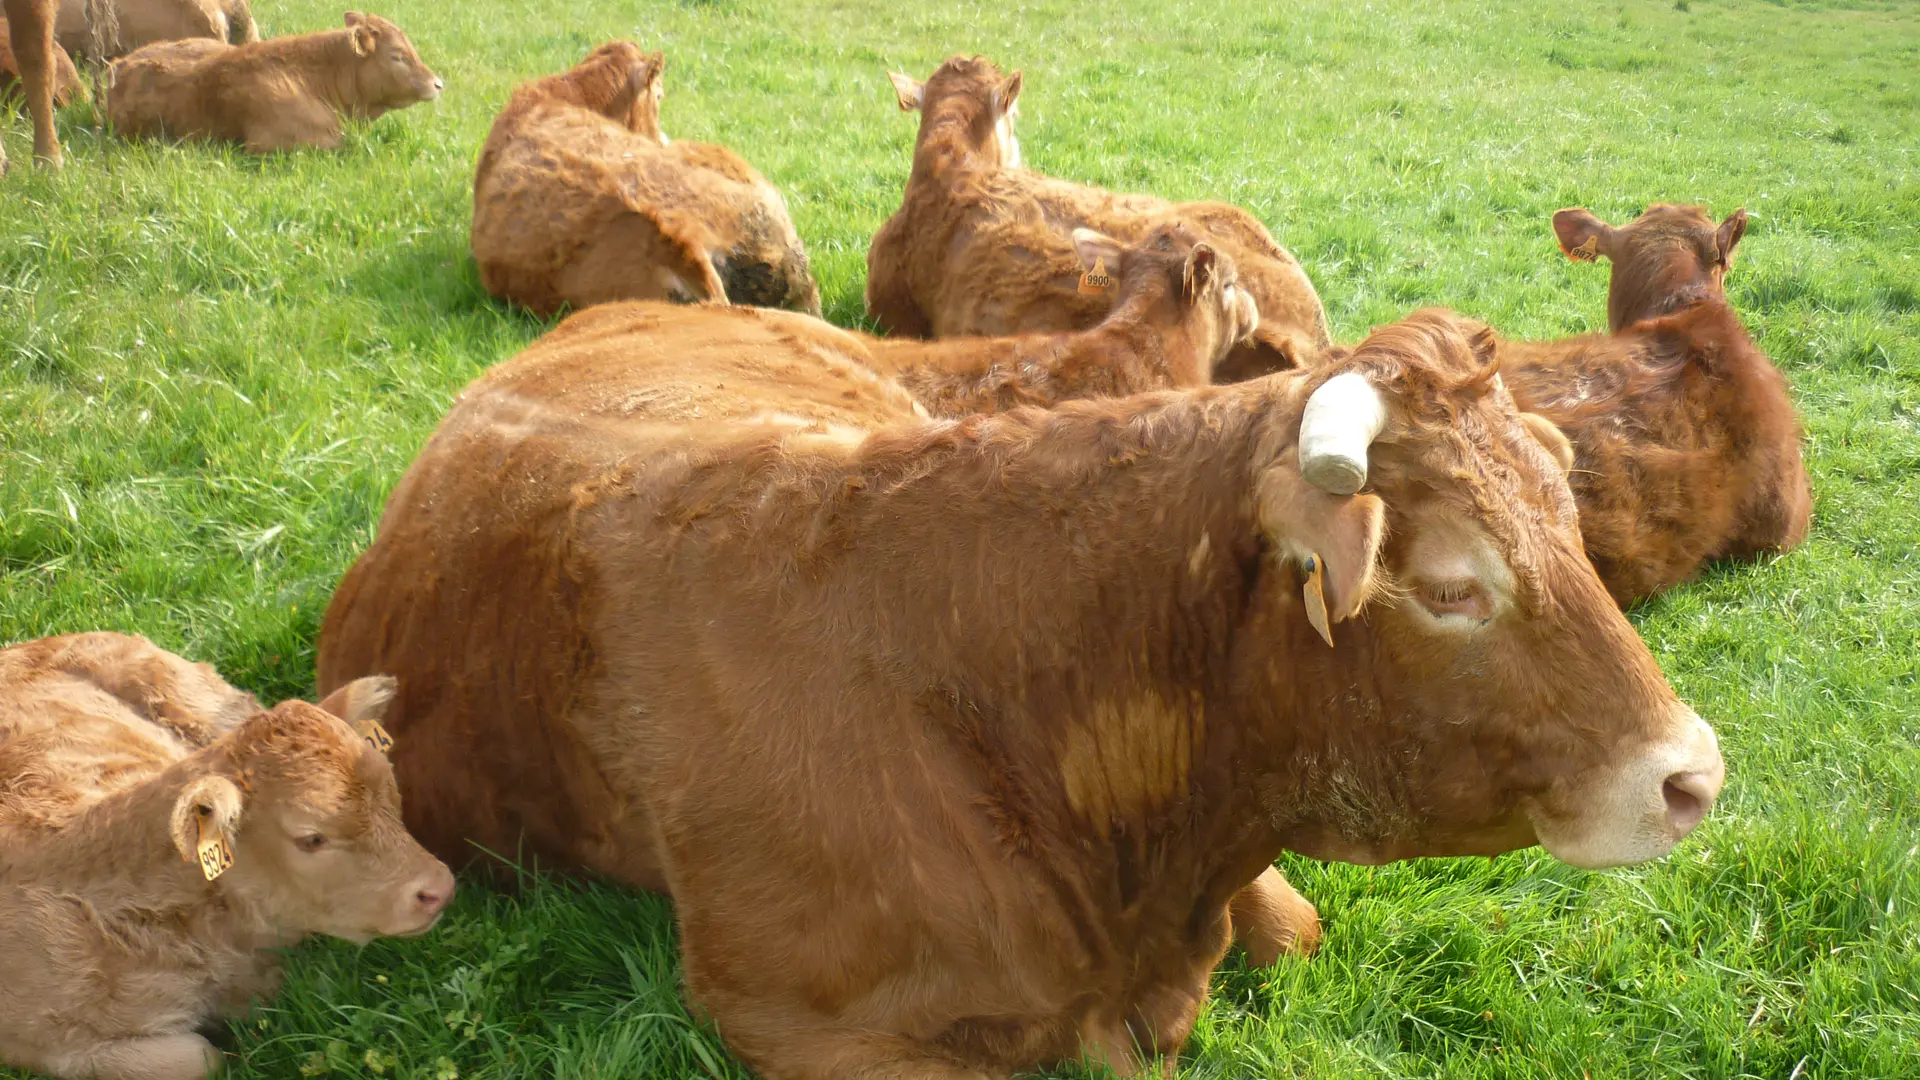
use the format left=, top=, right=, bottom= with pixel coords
left=1495, top=203, right=1811, bottom=605
left=473, top=41, right=820, bottom=317
left=868, top=55, right=1330, bottom=382
left=106, top=11, right=441, bottom=152
left=0, top=633, right=453, bottom=1080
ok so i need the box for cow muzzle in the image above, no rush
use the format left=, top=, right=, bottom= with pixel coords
left=1529, top=703, right=1725, bottom=869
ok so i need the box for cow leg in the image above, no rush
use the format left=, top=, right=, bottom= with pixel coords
left=60, top=1033, right=222, bottom=1080
left=688, top=990, right=999, bottom=1080
left=1228, top=865, right=1322, bottom=965
left=3, top=0, right=63, bottom=167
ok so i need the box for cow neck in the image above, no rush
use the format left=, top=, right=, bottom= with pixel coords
left=7, top=749, right=288, bottom=949
left=907, top=89, right=994, bottom=186
left=865, top=287, right=1176, bottom=415
left=271, top=30, right=363, bottom=118
left=809, top=375, right=1312, bottom=913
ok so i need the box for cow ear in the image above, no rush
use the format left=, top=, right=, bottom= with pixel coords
left=1519, top=412, right=1575, bottom=475
left=170, top=775, right=245, bottom=878
left=1182, top=243, right=1222, bottom=302
left=630, top=55, right=662, bottom=97
left=1255, top=467, right=1387, bottom=645
left=888, top=71, right=924, bottom=112
left=350, top=23, right=377, bottom=55
left=317, top=675, right=399, bottom=756
left=1715, top=208, right=1747, bottom=267
left=995, top=70, right=1022, bottom=114
left=1552, top=208, right=1614, bottom=263
left=343, top=10, right=366, bottom=25
left=1070, top=227, right=1124, bottom=274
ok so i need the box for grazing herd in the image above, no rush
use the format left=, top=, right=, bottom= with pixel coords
left=0, top=19, right=1815, bottom=1080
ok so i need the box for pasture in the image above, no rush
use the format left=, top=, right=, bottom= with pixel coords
left=2, top=0, right=1917, bottom=1075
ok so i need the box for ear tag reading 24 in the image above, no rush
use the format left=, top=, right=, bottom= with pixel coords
left=357, top=719, right=395, bottom=755
left=1078, top=257, right=1113, bottom=295
left=196, top=807, right=233, bottom=881
left=1303, top=554, right=1334, bottom=649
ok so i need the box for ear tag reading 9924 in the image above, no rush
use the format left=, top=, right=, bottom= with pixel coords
left=1302, top=554, right=1334, bottom=649
left=196, top=807, right=233, bottom=882
left=357, top=719, right=395, bottom=755
left=1078, top=257, right=1113, bottom=295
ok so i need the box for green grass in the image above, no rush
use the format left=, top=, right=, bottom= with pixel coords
left=3, top=0, right=1918, bottom=1075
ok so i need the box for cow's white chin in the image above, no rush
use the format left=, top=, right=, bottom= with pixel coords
left=1528, top=705, right=1725, bottom=870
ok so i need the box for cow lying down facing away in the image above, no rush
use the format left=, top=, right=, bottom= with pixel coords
left=0, top=633, right=453, bottom=1080
left=106, top=12, right=441, bottom=153
left=1491, top=202, right=1811, bottom=606
left=319, top=301, right=1726, bottom=1079
left=472, top=41, right=820, bottom=318
left=869, top=54, right=1332, bottom=383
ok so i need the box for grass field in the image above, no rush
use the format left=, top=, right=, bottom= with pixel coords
left=4, top=0, right=1918, bottom=1075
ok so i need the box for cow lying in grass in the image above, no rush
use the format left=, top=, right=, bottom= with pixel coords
left=319, top=302, right=1724, bottom=1080
left=1495, top=203, right=1812, bottom=605
left=106, top=11, right=440, bottom=153
left=0, top=17, right=84, bottom=108
left=0, top=633, right=453, bottom=1080
left=867, top=55, right=1330, bottom=383
left=473, top=41, right=821, bottom=317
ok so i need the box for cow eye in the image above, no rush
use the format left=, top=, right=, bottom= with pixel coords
left=1418, top=579, right=1491, bottom=621
left=295, top=834, right=328, bottom=853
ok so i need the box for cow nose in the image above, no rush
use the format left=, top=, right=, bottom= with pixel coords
left=412, top=868, right=455, bottom=915
left=1662, top=771, right=1717, bottom=837
left=432, top=77, right=444, bottom=92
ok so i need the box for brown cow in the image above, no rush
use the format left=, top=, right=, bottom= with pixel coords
left=0, top=632, right=453, bottom=1080
left=472, top=41, right=821, bottom=318
left=105, top=11, right=440, bottom=153
left=318, top=302, right=1724, bottom=1080
left=0, top=14, right=83, bottom=108
left=1, top=0, right=63, bottom=169
left=867, top=55, right=1331, bottom=383
left=55, top=0, right=257, bottom=59
left=1493, top=203, right=1812, bottom=605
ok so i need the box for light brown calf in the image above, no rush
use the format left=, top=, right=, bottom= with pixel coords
left=0, top=632, right=452, bottom=1080
left=106, top=11, right=439, bottom=153
left=867, top=55, right=1331, bottom=382
left=1494, top=203, right=1811, bottom=605
left=0, top=14, right=83, bottom=107
left=319, top=304, right=1724, bottom=1080
left=473, top=41, right=821, bottom=318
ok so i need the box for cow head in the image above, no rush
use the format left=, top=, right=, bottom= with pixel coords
left=889, top=55, right=1022, bottom=169
left=565, top=41, right=668, bottom=145
left=170, top=676, right=453, bottom=943
left=1553, top=203, right=1747, bottom=332
left=344, top=12, right=443, bottom=116
left=1251, top=309, right=1724, bottom=869
left=1072, top=223, right=1259, bottom=378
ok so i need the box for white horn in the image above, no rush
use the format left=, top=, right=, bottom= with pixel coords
left=1298, top=372, right=1388, bottom=495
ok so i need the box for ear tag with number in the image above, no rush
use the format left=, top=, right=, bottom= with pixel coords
left=356, top=719, right=395, bottom=755
left=1568, top=236, right=1599, bottom=262
left=1078, top=257, right=1113, bottom=295
left=1302, top=554, right=1334, bottom=648
left=196, top=808, right=233, bottom=881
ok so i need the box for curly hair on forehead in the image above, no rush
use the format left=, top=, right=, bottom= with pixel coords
left=223, top=703, right=369, bottom=811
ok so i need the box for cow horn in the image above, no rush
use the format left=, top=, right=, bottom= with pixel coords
left=1297, top=372, right=1388, bottom=495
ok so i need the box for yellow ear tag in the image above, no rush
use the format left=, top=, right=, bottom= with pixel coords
left=1569, top=236, right=1599, bottom=261
left=196, top=808, right=233, bottom=882
left=1302, top=554, right=1334, bottom=649
left=357, top=719, right=395, bottom=755
left=1078, top=257, right=1113, bottom=295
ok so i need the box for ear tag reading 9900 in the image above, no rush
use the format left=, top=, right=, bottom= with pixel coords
left=1303, top=554, right=1334, bottom=649
left=356, top=719, right=395, bottom=755
left=1078, top=257, right=1113, bottom=295
left=196, top=808, right=233, bottom=881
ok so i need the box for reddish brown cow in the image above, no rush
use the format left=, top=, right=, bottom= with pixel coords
left=0, top=633, right=452, bottom=1080
left=472, top=42, right=821, bottom=317
left=106, top=11, right=441, bottom=153
left=867, top=55, right=1331, bottom=383
left=318, top=301, right=1724, bottom=1079
left=1494, top=203, right=1812, bottom=605
left=0, top=15, right=82, bottom=108
left=1, top=0, right=63, bottom=169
